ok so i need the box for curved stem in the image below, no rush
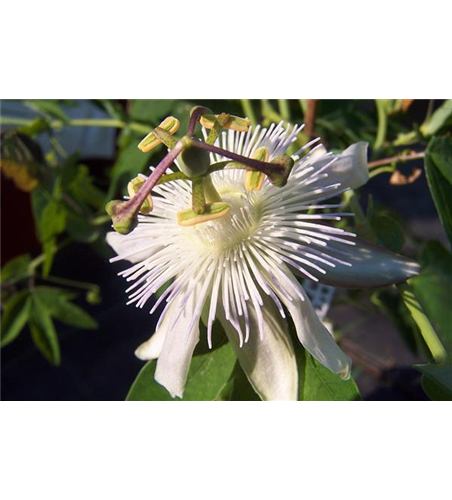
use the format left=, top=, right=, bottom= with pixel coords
left=374, top=100, right=387, bottom=151
left=0, top=116, right=150, bottom=135
left=240, top=99, right=257, bottom=126
left=277, top=99, right=290, bottom=122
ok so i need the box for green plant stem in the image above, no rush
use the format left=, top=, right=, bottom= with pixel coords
left=261, top=99, right=281, bottom=124
left=240, top=100, right=257, bottom=126
left=399, top=285, right=447, bottom=363
left=277, top=99, right=291, bottom=122
left=0, top=116, right=150, bottom=135
left=45, top=275, right=99, bottom=292
left=369, top=166, right=396, bottom=179
left=299, top=99, right=308, bottom=114
left=374, top=100, right=387, bottom=151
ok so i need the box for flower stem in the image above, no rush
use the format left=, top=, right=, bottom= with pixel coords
left=374, top=100, right=387, bottom=151
left=399, top=285, right=448, bottom=363
left=0, top=116, right=150, bottom=134
left=121, top=142, right=185, bottom=215
left=368, top=151, right=425, bottom=169
left=277, top=99, right=291, bottom=122
left=240, top=99, right=257, bottom=126
left=188, top=138, right=285, bottom=177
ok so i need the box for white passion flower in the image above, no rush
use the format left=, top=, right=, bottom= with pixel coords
left=107, top=120, right=420, bottom=401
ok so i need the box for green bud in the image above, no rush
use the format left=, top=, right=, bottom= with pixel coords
left=106, top=200, right=138, bottom=235
left=177, top=145, right=211, bottom=178
left=127, top=177, right=153, bottom=215
left=177, top=202, right=231, bottom=227
left=267, top=155, right=294, bottom=187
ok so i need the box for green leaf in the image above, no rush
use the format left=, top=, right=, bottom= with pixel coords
left=416, top=364, right=452, bottom=401
left=107, top=141, right=150, bottom=199
left=24, top=100, right=70, bottom=124
left=1, top=290, right=31, bottom=347
left=424, top=136, right=452, bottom=247
left=130, top=99, right=176, bottom=124
left=370, top=215, right=404, bottom=253
left=33, top=287, right=98, bottom=329
left=410, top=242, right=452, bottom=357
left=299, top=351, right=362, bottom=401
left=39, top=200, right=66, bottom=242
left=230, top=362, right=261, bottom=401
left=1, top=254, right=31, bottom=284
left=427, top=134, right=452, bottom=185
left=126, top=342, right=236, bottom=401
left=399, top=285, right=447, bottom=363
left=29, top=293, right=60, bottom=365
left=420, top=100, right=452, bottom=137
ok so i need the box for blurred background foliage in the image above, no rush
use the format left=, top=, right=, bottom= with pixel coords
left=1, top=99, right=452, bottom=400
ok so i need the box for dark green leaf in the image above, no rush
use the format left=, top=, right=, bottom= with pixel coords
left=416, top=364, right=452, bottom=401
left=107, top=141, right=150, bottom=199
left=1, top=254, right=31, bottom=284
left=33, top=287, right=98, bottom=329
left=130, top=100, right=176, bottom=124
left=29, top=293, right=60, bottom=365
left=230, top=362, right=261, bottom=401
left=425, top=136, right=452, bottom=247
left=420, top=100, right=452, bottom=137
left=299, top=351, right=362, bottom=401
left=410, top=242, right=452, bottom=356
left=24, top=100, right=70, bottom=124
left=1, top=290, right=31, bottom=347
left=371, top=215, right=404, bottom=253
left=126, top=342, right=236, bottom=401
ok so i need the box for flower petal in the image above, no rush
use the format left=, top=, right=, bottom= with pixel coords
left=135, top=327, right=167, bottom=361
left=106, top=228, right=157, bottom=263
left=271, top=268, right=351, bottom=379
left=217, top=296, right=298, bottom=401
left=153, top=290, right=201, bottom=399
left=308, top=237, right=421, bottom=288
left=311, top=141, right=369, bottom=190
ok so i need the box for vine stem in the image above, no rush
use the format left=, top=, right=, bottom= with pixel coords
left=374, top=100, right=387, bottom=151
left=240, top=99, right=257, bottom=126
left=0, top=116, right=150, bottom=134
left=277, top=99, right=291, bottom=122
left=368, top=151, right=425, bottom=169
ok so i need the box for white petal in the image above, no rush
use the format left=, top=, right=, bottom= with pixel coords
left=217, top=296, right=298, bottom=401
left=310, top=238, right=421, bottom=288
left=107, top=229, right=157, bottom=263
left=273, top=269, right=351, bottom=379
left=135, top=327, right=167, bottom=361
left=154, top=288, right=202, bottom=399
left=312, top=141, right=369, bottom=190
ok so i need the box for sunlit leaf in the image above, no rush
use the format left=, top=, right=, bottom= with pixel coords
left=1, top=254, right=31, bottom=284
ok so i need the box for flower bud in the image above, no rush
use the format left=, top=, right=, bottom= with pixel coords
left=137, top=116, right=180, bottom=153
left=127, top=176, right=153, bottom=215
left=267, top=155, right=294, bottom=187
left=177, top=202, right=230, bottom=227
left=106, top=200, right=138, bottom=235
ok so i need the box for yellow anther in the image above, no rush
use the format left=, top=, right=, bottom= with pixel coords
left=137, top=116, right=180, bottom=153
left=244, top=147, right=270, bottom=191
left=127, top=176, right=153, bottom=214
left=177, top=202, right=231, bottom=227
left=200, top=114, right=251, bottom=133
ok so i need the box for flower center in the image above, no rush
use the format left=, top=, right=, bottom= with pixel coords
left=189, top=185, right=263, bottom=254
